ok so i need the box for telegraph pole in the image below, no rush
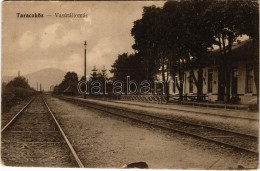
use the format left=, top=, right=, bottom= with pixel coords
left=84, top=40, right=87, bottom=99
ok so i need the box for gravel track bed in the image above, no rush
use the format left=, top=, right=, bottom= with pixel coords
left=60, top=96, right=258, bottom=153
left=1, top=96, right=78, bottom=167
left=69, top=96, right=258, bottom=136
left=49, top=95, right=258, bottom=169
left=1, top=99, right=32, bottom=129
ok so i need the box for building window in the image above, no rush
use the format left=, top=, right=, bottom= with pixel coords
left=189, top=72, right=193, bottom=93
left=173, top=76, right=176, bottom=94
left=184, top=73, right=186, bottom=94
left=231, top=68, right=238, bottom=96
left=208, top=69, right=213, bottom=93
left=246, top=66, right=254, bottom=93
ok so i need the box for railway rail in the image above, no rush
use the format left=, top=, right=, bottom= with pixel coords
left=108, top=100, right=258, bottom=121
left=79, top=98, right=258, bottom=121
left=1, top=95, right=84, bottom=167
left=58, top=96, right=259, bottom=155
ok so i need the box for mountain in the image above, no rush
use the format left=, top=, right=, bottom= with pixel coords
left=2, top=68, right=67, bottom=91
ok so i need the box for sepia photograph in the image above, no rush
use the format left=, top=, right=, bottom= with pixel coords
left=1, top=0, right=259, bottom=169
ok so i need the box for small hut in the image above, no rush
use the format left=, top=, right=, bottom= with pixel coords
left=63, top=85, right=77, bottom=96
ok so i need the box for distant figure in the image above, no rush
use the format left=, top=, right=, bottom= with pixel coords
left=121, top=162, right=148, bottom=169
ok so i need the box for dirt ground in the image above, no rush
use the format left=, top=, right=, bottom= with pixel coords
left=45, top=95, right=258, bottom=169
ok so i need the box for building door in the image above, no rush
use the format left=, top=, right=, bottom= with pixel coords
left=231, top=68, right=238, bottom=97
left=218, top=67, right=225, bottom=101
left=208, top=69, right=213, bottom=93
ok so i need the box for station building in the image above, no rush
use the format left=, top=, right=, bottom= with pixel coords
left=169, top=40, right=258, bottom=105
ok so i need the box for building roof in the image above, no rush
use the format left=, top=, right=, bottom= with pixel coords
left=184, top=39, right=256, bottom=70
left=212, top=39, right=255, bottom=60
left=63, top=84, right=77, bottom=93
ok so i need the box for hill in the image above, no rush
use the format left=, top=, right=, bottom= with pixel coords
left=2, top=68, right=67, bottom=91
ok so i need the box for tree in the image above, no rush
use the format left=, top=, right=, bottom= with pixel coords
left=178, top=1, right=214, bottom=101
left=87, top=66, right=109, bottom=95
left=237, top=1, right=259, bottom=106
left=132, top=5, right=180, bottom=100
left=110, top=53, right=146, bottom=83
left=3, top=76, right=35, bottom=112
left=129, top=0, right=258, bottom=103
left=131, top=6, right=163, bottom=81
left=55, top=72, right=79, bottom=94
left=7, top=76, right=31, bottom=89
left=205, top=1, right=259, bottom=102
left=159, top=1, right=214, bottom=101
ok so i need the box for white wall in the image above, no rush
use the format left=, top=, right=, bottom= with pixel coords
left=168, top=62, right=257, bottom=105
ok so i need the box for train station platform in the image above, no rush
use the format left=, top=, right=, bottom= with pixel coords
left=111, top=100, right=258, bottom=121
left=58, top=96, right=259, bottom=136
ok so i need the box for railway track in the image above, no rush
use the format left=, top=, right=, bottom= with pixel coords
left=76, top=97, right=258, bottom=121
left=106, top=100, right=258, bottom=121
left=1, top=95, right=84, bottom=167
left=59, top=96, right=259, bottom=155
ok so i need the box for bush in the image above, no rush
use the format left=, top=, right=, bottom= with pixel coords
left=2, top=77, right=35, bottom=113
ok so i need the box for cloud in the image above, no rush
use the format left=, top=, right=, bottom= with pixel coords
left=61, top=29, right=83, bottom=46
left=67, top=53, right=82, bottom=64
left=61, top=53, right=83, bottom=74
left=40, top=23, right=87, bottom=49
left=40, top=23, right=64, bottom=49
left=87, top=37, right=129, bottom=70
left=3, top=1, right=165, bottom=77
left=19, top=31, right=35, bottom=50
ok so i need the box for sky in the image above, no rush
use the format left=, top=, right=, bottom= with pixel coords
left=2, top=1, right=165, bottom=78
